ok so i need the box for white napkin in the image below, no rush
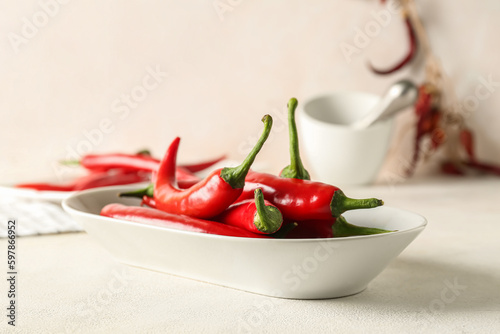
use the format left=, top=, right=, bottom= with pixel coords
left=0, top=197, right=82, bottom=237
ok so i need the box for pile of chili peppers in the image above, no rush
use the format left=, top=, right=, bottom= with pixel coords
left=101, top=99, right=393, bottom=239
left=16, top=150, right=225, bottom=192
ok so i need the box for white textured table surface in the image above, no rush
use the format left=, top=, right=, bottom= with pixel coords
left=1, top=176, right=500, bottom=334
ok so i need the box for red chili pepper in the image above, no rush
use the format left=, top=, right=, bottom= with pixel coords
left=16, top=170, right=150, bottom=192
left=441, top=161, right=465, bottom=176
left=237, top=171, right=383, bottom=220
left=101, top=204, right=268, bottom=238
left=465, top=161, right=500, bottom=176
left=407, top=84, right=442, bottom=176
left=15, top=183, right=76, bottom=191
left=141, top=195, right=157, bottom=208
left=70, top=153, right=161, bottom=172
left=154, top=115, right=273, bottom=219
left=65, top=153, right=223, bottom=175
left=279, top=98, right=310, bottom=180
left=214, top=188, right=283, bottom=234
left=369, top=16, right=417, bottom=75
left=181, top=155, right=227, bottom=173
left=73, top=170, right=150, bottom=190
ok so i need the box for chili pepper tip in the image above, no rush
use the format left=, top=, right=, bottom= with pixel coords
left=332, top=216, right=395, bottom=237
left=330, top=190, right=384, bottom=218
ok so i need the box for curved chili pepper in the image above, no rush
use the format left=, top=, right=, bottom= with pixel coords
left=214, top=188, right=283, bottom=234
left=369, top=16, right=417, bottom=75
left=279, top=98, right=310, bottom=180
left=154, top=115, right=273, bottom=219
left=237, top=171, right=383, bottom=220
left=101, top=204, right=268, bottom=238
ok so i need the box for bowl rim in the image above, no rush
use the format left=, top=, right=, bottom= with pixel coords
left=63, top=185, right=427, bottom=243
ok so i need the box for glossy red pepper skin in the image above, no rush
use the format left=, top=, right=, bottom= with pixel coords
left=80, top=153, right=201, bottom=180
left=16, top=170, right=150, bottom=192
left=141, top=195, right=157, bottom=208
left=237, top=171, right=339, bottom=221
left=80, top=153, right=223, bottom=174
left=81, top=154, right=160, bottom=172
left=214, top=189, right=283, bottom=234
left=154, top=115, right=272, bottom=219
left=101, top=203, right=268, bottom=238
left=154, top=138, right=243, bottom=219
left=237, top=171, right=383, bottom=220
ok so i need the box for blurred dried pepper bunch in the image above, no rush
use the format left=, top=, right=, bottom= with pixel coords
left=370, top=0, right=500, bottom=177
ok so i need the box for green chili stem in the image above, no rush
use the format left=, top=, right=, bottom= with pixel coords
left=220, top=115, right=273, bottom=189
left=332, top=216, right=394, bottom=237
left=280, top=98, right=310, bottom=180
left=60, top=160, right=81, bottom=166
left=119, top=183, right=154, bottom=198
left=270, top=222, right=298, bottom=239
left=330, top=190, right=384, bottom=218
left=253, top=188, right=283, bottom=234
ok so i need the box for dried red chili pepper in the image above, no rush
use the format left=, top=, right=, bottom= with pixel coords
left=154, top=115, right=273, bottom=219
left=279, top=98, right=310, bottom=180
left=465, top=161, right=500, bottom=176
left=101, top=204, right=269, bottom=238
left=459, top=128, right=476, bottom=162
left=237, top=171, right=383, bottom=220
left=441, top=161, right=465, bottom=176
left=214, top=188, right=283, bottom=234
left=407, top=84, right=442, bottom=176
left=369, top=15, right=417, bottom=75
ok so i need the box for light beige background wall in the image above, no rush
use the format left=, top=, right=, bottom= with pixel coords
left=1, top=0, right=499, bottom=183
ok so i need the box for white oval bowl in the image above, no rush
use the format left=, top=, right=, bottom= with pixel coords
left=62, top=185, right=426, bottom=299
